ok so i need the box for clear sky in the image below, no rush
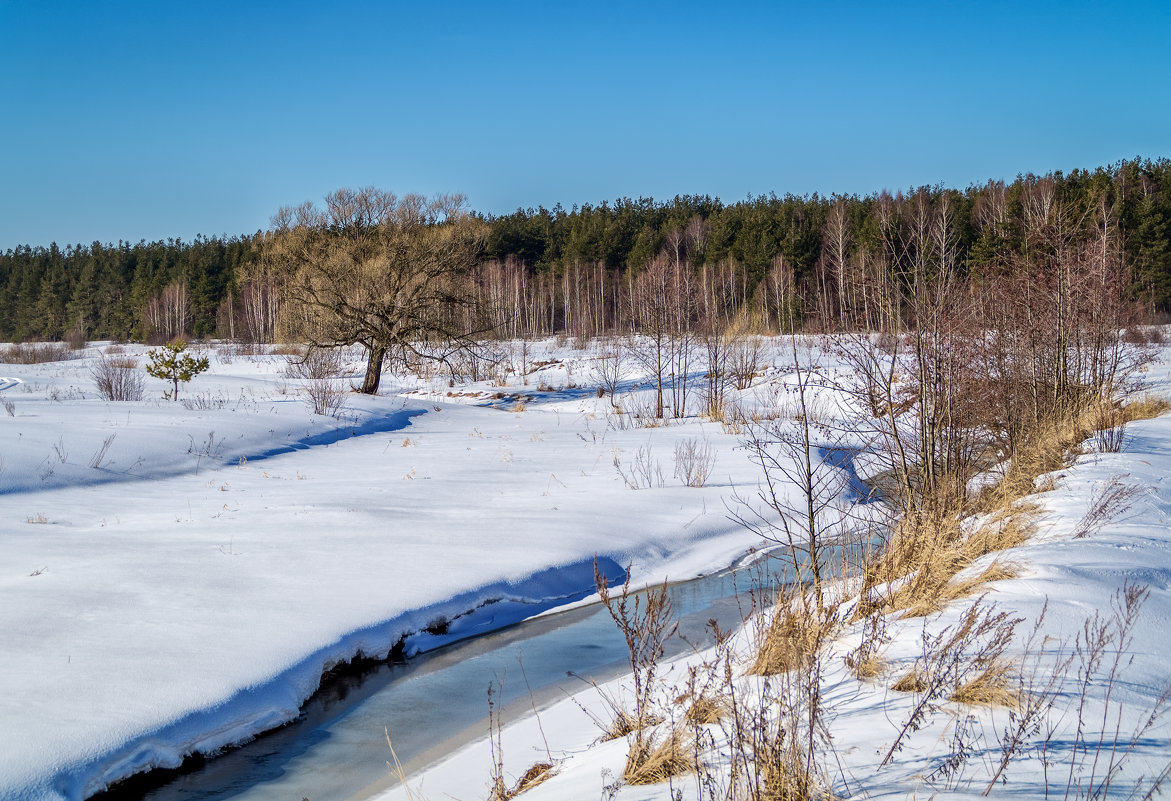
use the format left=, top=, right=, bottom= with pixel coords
left=1, top=0, right=1168, bottom=250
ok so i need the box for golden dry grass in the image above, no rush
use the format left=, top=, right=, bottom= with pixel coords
left=758, top=753, right=822, bottom=801
left=856, top=504, right=1032, bottom=620
left=750, top=599, right=839, bottom=676
left=891, top=669, right=927, bottom=694
left=684, top=695, right=726, bottom=725
left=846, top=651, right=883, bottom=680
left=623, top=729, right=694, bottom=785
left=1120, top=395, right=1171, bottom=424
left=949, top=664, right=1020, bottom=708
left=599, top=709, right=640, bottom=742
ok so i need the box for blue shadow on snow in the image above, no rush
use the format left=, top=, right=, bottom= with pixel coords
left=239, top=408, right=426, bottom=464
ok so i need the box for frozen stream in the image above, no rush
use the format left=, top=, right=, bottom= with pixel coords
left=108, top=553, right=801, bottom=801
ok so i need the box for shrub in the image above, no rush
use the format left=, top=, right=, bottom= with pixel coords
left=0, top=342, right=71, bottom=364
left=286, top=347, right=348, bottom=417
left=91, top=355, right=145, bottom=401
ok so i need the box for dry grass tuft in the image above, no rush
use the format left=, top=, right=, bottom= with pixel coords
left=599, top=708, right=649, bottom=742
left=1120, top=394, right=1171, bottom=423
left=892, top=669, right=927, bottom=694
left=513, top=762, right=555, bottom=794
left=757, top=743, right=822, bottom=801
left=949, top=663, right=1020, bottom=708
left=750, top=596, right=839, bottom=676
left=488, top=762, right=556, bottom=801
left=684, top=695, right=726, bottom=725
left=623, top=727, right=694, bottom=785
left=847, top=652, right=883, bottom=679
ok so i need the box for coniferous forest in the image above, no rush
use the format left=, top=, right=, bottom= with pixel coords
left=2, top=158, right=1170, bottom=344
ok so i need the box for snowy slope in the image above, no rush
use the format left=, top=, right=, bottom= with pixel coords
left=370, top=351, right=1171, bottom=800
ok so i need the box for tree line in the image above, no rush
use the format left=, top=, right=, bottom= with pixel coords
left=1, top=157, right=1169, bottom=345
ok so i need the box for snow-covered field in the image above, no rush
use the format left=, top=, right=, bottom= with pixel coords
left=3, top=338, right=1171, bottom=801
left=1, top=340, right=781, bottom=801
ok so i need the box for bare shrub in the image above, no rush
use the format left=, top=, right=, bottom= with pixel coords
left=591, top=343, right=626, bottom=403
left=613, top=444, right=665, bottom=489
left=64, top=327, right=87, bottom=351
left=2, top=398, right=13, bottom=417
left=594, top=560, right=677, bottom=771
left=181, top=391, right=230, bottom=411
left=1, top=342, right=71, bottom=364
left=673, top=436, right=715, bottom=488
left=91, top=354, right=145, bottom=401
left=286, top=347, right=348, bottom=417
left=727, top=334, right=765, bottom=390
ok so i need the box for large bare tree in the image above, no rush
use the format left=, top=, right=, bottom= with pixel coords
left=262, top=187, right=488, bottom=394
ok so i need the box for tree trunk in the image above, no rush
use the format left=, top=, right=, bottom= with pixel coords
left=360, top=343, right=386, bottom=394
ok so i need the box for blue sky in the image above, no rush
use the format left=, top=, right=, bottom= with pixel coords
left=1, top=0, right=1168, bottom=249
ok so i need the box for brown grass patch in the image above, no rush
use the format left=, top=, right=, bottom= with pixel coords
left=757, top=746, right=822, bottom=801
left=949, top=664, right=1019, bottom=708
left=846, top=651, right=883, bottom=679
left=267, top=342, right=306, bottom=356
left=750, top=598, right=838, bottom=676
left=1120, top=394, right=1171, bottom=423
left=892, top=669, right=927, bottom=693
left=624, top=728, right=694, bottom=785
left=599, top=709, right=641, bottom=742
left=684, top=695, right=725, bottom=725
left=857, top=507, right=1032, bottom=620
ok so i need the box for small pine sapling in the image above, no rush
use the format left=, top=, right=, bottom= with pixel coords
left=146, top=341, right=210, bottom=401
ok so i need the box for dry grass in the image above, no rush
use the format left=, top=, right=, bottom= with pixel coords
left=267, top=342, right=306, bottom=356
left=845, top=651, right=884, bottom=680
left=750, top=595, right=839, bottom=676
left=623, top=727, right=694, bottom=785
left=892, top=669, right=927, bottom=693
left=857, top=506, right=1031, bottom=620
left=488, top=762, right=556, bottom=801
left=756, top=737, right=824, bottom=801
left=598, top=708, right=651, bottom=742
left=683, top=695, right=726, bottom=725
left=385, top=729, right=428, bottom=801
left=1120, top=394, right=1171, bottom=422
left=512, top=763, right=555, bottom=794
left=949, top=663, right=1020, bottom=708
left=983, top=395, right=1168, bottom=509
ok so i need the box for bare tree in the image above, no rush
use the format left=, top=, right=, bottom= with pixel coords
left=143, top=281, right=191, bottom=342
left=262, top=187, right=488, bottom=394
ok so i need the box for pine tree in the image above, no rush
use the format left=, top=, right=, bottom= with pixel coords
left=145, top=340, right=209, bottom=401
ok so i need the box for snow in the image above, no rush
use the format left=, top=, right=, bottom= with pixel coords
left=0, top=341, right=776, bottom=801
left=367, top=347, right=1171, bottom=800
left=4, top=338, right=1171, bottom=801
